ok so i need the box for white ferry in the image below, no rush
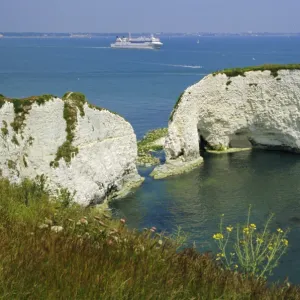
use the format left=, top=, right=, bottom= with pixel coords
left=111, top=34, right=163, bottom=50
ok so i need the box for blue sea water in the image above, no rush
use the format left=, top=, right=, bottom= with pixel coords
left=1, top=36, right=300, bottom=283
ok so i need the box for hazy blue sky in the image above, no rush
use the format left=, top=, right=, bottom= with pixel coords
left=1, top=0, right=299, bottom=33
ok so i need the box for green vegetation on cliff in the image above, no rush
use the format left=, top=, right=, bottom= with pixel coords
left=169, top=92, right=184, bottom=121
left=0, top=95, right=55, bottom=133
left=0, top=177, right=299, bottom=299
left=137, top=128, right=167, bottom=166
left=213, top=64, right=300, bottom=78
left=168, top=64, right=300, bottom=123
left=50, top=92, right=85, bottom=167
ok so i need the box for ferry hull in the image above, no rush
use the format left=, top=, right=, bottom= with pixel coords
left=111, top=42, right=162, bottom=50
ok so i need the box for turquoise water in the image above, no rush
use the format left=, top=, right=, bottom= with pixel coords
left=1, top=36, right=300, bottom=282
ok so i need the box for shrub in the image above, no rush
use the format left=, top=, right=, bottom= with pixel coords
left=213, top=206, right=289, bottom=279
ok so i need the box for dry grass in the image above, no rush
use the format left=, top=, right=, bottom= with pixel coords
left=0, top=177, right=299, bottom=299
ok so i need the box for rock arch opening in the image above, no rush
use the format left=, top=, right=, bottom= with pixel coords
left=197, top=126, right=253, bottom=153
left=229, top=130, right=253, bottom=149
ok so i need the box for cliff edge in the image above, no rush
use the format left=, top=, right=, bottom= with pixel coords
left=152, top=64, right=300, bottom=179
left=0, top=92, right=143, bottom=205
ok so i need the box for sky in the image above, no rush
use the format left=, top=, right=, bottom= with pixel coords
left=0, top=0, right=299, bottom=33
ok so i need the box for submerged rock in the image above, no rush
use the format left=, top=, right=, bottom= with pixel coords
left=153, top=64, right=300, bottom=178
left=0, top=92, right=143, bottom=205
left=137, top=128, right=167, bottom=167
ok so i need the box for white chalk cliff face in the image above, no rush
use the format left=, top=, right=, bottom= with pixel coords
left=152, top=68, right=300, bottom=178
left=0, top=93, right=142, bottom=206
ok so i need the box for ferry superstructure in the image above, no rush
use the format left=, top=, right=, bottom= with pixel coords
left=111, top=34, right=163, bottom=49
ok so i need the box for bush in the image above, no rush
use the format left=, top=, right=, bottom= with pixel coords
left=213, top=206, right=289, bottom=279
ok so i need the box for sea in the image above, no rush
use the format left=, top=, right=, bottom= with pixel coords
left=1, top=35, right=300, bottom=283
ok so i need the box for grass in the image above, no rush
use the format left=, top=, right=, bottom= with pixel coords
left=11, top=134, right=19, bottom=146
left=167, top=64, right=300, bottom=123
left=62, top=92, right=86, bottom=117
left=23, top=155, right=28, bottom=167
left=0, top=96, right=5, bottom=109
left=1, top=121, right=8, bottom=136
left=52, top=92, right=121, bottom=167
left=0, top=177, right=299, bottom=299
left=213, top=64, right=300, bottom=78
left=51, top=92, right=84, bottom=167
left=7, top=159, right=16, bottom=170
left=169, top=92, right=184, bottom=122
left=137, top=128, right=167, bottom=166
left=0, top=94, right=55, bottom=133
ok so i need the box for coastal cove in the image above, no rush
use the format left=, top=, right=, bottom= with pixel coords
left=112, top=150, right=300, bottom=283
left=2, top=35, right=300, bottom=285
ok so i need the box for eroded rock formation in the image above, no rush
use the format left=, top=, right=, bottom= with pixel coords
left=0, top=92, right=143, bottom=205
left=152, top=65, right=300, bottom=178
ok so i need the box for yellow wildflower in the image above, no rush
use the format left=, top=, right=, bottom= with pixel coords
left=249, top=223, right=257, bottom=230
left=282, top=239, right=288, bottom=246
left=277, top=228, right=284, bottom=233
left=234, top=264, right=238, bottom=268
left=243, top=227, right=250, bottom=234
left=213, top=233, right=224, bottom=240
left=256, top=238, right=263, bottom=244
left=268, top=244, right=274, bottom=251
left=226, top=226, right=233, bottom=232
left=217, top=253, right=225, bottom=257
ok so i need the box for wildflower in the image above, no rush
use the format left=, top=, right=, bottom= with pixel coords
left=226, top=226, right=233, bottom=232
left=256, top=238, right=263, bottom=244
left=216, top=253, right=224, bottom=261
left=234, top=265, right=238, bottom=269
left=277, top=228, right=284, bottom=233
left=107, top=239, right=114, bottom=246
left=268, top=244, right=274, bottom=251
left=213, top=233, right=224, bottom=240
left=151, top=226, right=157, bottom=231
left=150, top=228, right=155, bottom=233
left=120, top=218, right=126, bottom=224
left=240, top=240, right=246, bottom=245
left=51, top=226, right=63, bottom=233
left=158, top=239, right=163, bottom=245
left=79, top=218, right=88, bottom=225
left=249, top=223, right=257, bottom=230
left=282, top=239, right=288, bottom=246
left=38, top=224, right=49, bottom=229
left=243, top=227, right=250, bottom=234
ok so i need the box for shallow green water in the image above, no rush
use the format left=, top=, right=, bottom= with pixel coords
left=111, top=150, right=300, bottom=283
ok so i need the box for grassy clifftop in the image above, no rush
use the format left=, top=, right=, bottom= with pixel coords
left=213, top=63, right=300, bottom=77
left=169, top=64, right=300, bottom=121
left=0, top=177, right=299, bottom=299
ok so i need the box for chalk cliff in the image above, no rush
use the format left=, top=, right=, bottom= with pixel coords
left=0, top=92, right=143, bottom=205
left=152, top=65, right=300, bottom=178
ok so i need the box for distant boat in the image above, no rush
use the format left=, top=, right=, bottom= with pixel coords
left=111, top=33, right=163, bottom=50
